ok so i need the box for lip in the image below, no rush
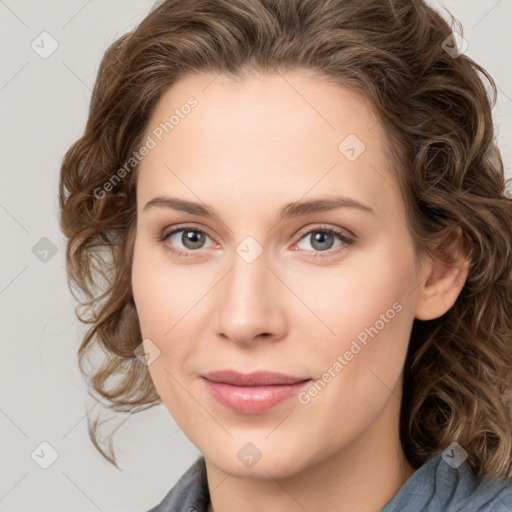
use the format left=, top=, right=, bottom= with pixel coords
left=201, top=370, right=312, bottom=414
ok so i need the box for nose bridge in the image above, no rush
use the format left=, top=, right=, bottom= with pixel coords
left=215, top=242, right=284, bottom=343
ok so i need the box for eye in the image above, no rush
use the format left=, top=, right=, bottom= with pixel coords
left=293, top=226, right=355, bottom=257
left=158, top=225, right=215, bottom=257
left=157, top=223, right=355, bottom=258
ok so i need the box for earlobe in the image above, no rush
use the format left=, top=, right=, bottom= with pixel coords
left=414, top=229, right=471, bottom=321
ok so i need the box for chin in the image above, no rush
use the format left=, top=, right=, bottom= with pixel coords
left=200, top=435, right=318, bottom=480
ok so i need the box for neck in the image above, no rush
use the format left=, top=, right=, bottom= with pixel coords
left=204, top=392, right=415, bottom=512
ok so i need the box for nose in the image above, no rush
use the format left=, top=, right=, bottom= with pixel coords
left=214, top=247, right=287, bottom=345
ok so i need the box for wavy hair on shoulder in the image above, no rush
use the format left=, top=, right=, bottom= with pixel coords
left=59, top=0, right=512, bottom=475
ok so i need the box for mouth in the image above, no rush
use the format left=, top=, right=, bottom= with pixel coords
left=201, top=370, right=312, bottom=414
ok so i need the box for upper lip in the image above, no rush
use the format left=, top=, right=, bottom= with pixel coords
left=201, top=370, right=310, bottom=387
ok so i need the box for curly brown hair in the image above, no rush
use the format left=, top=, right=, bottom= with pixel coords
left=58, top=0, right=512, bottom=477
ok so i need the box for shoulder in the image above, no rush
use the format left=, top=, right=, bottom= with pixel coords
left=382, top=450, right=512, bottom=512
left=145, top=456, right=210, bottom=512
left=468, top=472, right=512, bottom=512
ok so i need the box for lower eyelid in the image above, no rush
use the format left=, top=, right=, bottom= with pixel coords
left=293, top=231, right=353, bottom=253
left=166, top=229, right=215, bottom=249
left=160, top=226, right=355, bottom=256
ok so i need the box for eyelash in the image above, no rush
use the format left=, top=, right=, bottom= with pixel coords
left=156, top=223, right=356, bottom=259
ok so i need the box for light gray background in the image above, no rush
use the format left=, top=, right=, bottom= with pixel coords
left=1, top=1, right=511, bottom=511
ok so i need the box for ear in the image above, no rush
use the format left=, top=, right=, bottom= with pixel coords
left=414, top=227, right=471, bottom=321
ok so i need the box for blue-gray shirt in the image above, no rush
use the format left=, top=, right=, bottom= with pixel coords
left=146, top=450, right=512, bottom=511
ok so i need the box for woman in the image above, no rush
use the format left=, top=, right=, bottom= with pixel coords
left=58, top=0, right=512, bottom=510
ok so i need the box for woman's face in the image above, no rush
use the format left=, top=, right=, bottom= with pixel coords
left=131, top=70, right=423, bottom=478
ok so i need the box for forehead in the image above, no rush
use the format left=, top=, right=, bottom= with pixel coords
left=136, top=71, right=402, bottom=225
left=149, top=70, right=380, bottom=147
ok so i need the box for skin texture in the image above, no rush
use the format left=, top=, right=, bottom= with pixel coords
left=131, top=71, right=469, bottom=512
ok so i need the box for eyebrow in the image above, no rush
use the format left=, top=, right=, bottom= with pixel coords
left=142, top=195, right=374, bottom=220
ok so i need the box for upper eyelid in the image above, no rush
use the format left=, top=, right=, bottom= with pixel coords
left=162, top=223, right=217, bottom=242
left=295, top=223, right=355, bottom=240
left=162, top=223, right=354, bottom=247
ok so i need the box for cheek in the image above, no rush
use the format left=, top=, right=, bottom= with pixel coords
left=294, top=243, right=417, bottom=418
left=296, top=248, right=416, bottom=353
left=132, top=229, right=417, bottom=352
left=131, top=246, right=194, bottom=415
left=131, top=241, right=212, bottom=403
left=131, top=239, right=206, bottom=338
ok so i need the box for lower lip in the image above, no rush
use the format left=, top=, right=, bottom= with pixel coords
left=202, top=378, right=311, bottom=414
